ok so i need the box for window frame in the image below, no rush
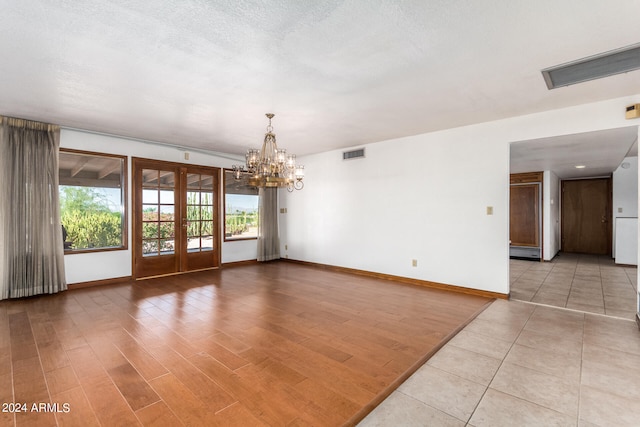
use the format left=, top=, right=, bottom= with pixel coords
left=223, top=168, right=259, bottom=242
left=59, top=148, right=128, bottom=254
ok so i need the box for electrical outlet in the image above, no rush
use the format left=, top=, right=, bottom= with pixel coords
left=412, top=259, right=418, bottom=267
left=486, top=206, right=493, bottom=215
left=285, top=244, right=288, bottom=250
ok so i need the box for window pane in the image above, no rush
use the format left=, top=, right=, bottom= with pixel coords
left=159, top=189, right=174, bottom=204
left=158, top=171, right=175, bottom=188
left=159, top=239, right=175, bottom=254
left=224, top=170, right=259, bottom=240
left=201, top=235, right=214, bottom=251
left=202, top=205, right=213, bottom=219
left=187, top=173, right=201, bottom=189
left=142, top=169, right=159, bottom=185
left=59, top=150, right=127, bottom=252
left=202, top=220, right=213, bottom=235
left=187, top=205, right=201, bottom=221
left=187, top=237, right=201, bottom=252
left=142, top=239, right=158, bottom=256
left=142, top=222, right=158, bottom=239
left=160, top=205, right=174, bottom=220
left=143, top=205, right=159, bottom=221
left=187, top=221, right=200, bottom=237
left=142, top=189, right=158, bottom=204
left=159, top=222, right=175, bottom=239
left=201, top=191, right=214, bottom=205
left=187, top=191, right=200, bottom=205
left=201, top=177, right=214, bottom=190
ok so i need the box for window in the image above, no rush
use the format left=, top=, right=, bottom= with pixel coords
left=224, top=169, right=259, bottom=240
left=59, top=149, right=127, bottom=252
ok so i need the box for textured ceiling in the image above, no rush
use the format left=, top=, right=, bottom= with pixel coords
left=0, top=0, right=639, bottom=160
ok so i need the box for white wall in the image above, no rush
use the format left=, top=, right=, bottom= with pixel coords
left=59, top=94, right=640, bottom=291
left=280, top=95, right=640, bottom=295
left=543, top=170, right=561, bottom=261
left=60, top=129, right=257, bottom=284
left=612, top=156, right=638, bottom=258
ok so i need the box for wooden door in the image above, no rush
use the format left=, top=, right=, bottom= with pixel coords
left=510, top=183, right=540, bottom=247
left=561, top=178, right=611, bottom=255
left=181, top=166, right=218, bottom=272
left=133, top=158, right=220, bottom=278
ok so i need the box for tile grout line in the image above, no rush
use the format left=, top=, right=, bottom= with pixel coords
left=529, top=264, right=553, bottom=302
left=576, top=309, right=586, bottom=427
left=565, top=258, right=578, bottom=310
left=464, top=302, right=538, bottom=426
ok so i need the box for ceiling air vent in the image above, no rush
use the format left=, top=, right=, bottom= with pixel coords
left=343, top=148, right=365, bottom=160
left=541, top=43, right=640, bottom=89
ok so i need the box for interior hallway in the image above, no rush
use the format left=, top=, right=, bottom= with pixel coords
left=509, top=253, right=637, bottom=320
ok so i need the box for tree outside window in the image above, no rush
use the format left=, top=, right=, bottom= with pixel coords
left=59, top=150, right=126, bottom=252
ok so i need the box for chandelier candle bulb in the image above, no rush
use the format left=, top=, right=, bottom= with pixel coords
left=232, top=113, right=305, bottom=192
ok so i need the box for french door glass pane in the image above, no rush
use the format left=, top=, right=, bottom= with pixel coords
left=159, top=190, right=174, bottom=204
left=142, top=223, right=157, bottom=239
left=202, top=192, right=214, bottom=205
left=159, top=205, right=174, bottom=219
left=142, top=169, right=175, bottom=257
left=142, top=189, right=158, bottom=204
left=160, top=239, right=175, bottom=254
left=158, top=171, right=175, bottom=188
left=142, top=239, right=158, bottom=255
left=201, top=234, right=213, bottom=251
left=182, top=173, right=216, bottom=254
left=187, top=237, right=201, bottom=252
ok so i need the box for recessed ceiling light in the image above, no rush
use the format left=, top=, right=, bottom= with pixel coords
left=575, top=165, right=586, bottom=169
left=541, top=43, right=640, bottom=89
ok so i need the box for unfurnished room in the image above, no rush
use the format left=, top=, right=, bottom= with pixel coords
left=1, top=1, right=639, bottom=426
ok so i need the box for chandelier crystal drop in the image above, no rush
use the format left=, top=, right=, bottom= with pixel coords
left=233, top=113, right=304, bottom=192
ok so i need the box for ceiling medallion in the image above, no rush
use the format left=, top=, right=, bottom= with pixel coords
left=233, top=113, right=304, bottom=192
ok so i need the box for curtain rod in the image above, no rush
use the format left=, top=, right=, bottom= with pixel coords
left=60, top=126, right=244, bottom=162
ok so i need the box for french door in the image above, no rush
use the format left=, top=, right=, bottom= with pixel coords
left=133, top=158, right=220, bottom=278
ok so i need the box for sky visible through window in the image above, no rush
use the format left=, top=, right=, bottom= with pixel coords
left=226, top=194, right=258, bottom=212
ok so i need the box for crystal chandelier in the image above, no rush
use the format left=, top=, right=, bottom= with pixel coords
left=233, top=113, right=304, bottom=192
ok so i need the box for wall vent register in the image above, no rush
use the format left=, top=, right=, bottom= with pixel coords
left=542, top=43, right=640, bottom=89
left=343, top=148, right=365, bottom=160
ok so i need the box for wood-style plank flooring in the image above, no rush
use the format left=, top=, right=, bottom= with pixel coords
left=0, top=262, right=491, bottom=426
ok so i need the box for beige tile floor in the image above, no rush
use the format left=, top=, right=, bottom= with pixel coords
left=510, top=253, right=637, bottom=319
left=359, top=258, right=640, bottom=427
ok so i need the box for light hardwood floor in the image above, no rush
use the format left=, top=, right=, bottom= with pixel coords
left=0, top=262, right=491, bottom=426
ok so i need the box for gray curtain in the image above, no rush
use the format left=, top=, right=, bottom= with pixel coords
left=257, top=187, right=280, bottom=262
left=0, top=116, right=66, bottom=299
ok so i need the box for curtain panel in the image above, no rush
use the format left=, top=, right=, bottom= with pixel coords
left=0, top=116, right=66, bottom=299
left=257, top=187, right=280, bottom=262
